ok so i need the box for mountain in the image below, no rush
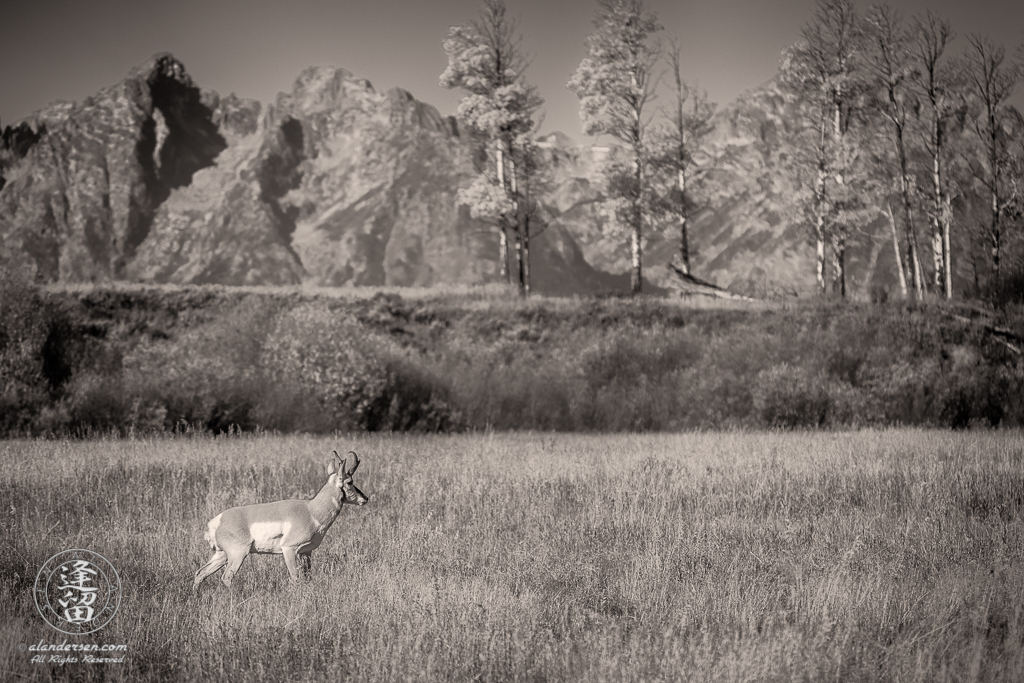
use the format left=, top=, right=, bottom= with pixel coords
left=0, top=56, right=228, bottom=282
left=0, top=53, right=916, bottom=297
left=0, top=54, right=618, bottom=294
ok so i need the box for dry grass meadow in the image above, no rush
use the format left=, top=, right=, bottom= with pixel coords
left=2, top=429, right=1023, bottom=681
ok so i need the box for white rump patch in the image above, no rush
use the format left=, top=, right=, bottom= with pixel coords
left=205, top=514, right=223, bottom=550
left=250, top=521, right=291, bottom=553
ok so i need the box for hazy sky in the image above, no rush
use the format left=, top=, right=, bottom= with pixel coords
left=1, top=0, right=1021, bottom=139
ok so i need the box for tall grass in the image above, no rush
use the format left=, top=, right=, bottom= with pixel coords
left=2, top=430, right=1023, bottom=681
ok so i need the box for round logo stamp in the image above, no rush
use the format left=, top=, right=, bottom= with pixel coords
left=33, top=549, right=122, bottom=635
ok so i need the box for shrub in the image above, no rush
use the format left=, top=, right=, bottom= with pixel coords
left=58, top=372, right=129, bottom=434
left=0, top=271, right=83, bottom=434
left=572, top=327, right=700, bottom=431
left=7, top=287, right=1024, bottom=434
left=261, top=304, right=459, bottom=432
left=752, top=364, right=831, bottom=429
left=120, top=297, right=277, bottom=432
left=934, top=345, right=1016, bottom=428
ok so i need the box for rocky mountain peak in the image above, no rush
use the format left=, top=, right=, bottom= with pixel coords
left=279, top=66, right=370, bottom=114
left=2, top=52, right=911, bottom=297
left=0, top=53, right=229, bottom=281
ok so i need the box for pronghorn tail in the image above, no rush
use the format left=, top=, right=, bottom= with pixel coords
left=204, top=514, right=223, bottom=551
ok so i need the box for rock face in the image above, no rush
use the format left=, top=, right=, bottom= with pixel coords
left=0, top=53, right=912, bottom=296
left=1, top=55, right=614, bottom=293
left=0, top=55, right=228, bottom=281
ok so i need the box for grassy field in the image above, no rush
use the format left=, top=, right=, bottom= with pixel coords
left=1, top=430, right=1023, bottom=681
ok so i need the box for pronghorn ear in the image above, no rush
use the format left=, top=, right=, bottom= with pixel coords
left=343, top=450, right=359, bottom=476
left=327, top=451, right=341, bottom=475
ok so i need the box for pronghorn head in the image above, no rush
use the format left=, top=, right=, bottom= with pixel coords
left=330, top=450, right=368, bottom=506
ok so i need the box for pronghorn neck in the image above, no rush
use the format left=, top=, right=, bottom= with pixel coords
left=307, top=477, right=345, bottom=529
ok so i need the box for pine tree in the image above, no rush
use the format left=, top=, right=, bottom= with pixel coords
left=568, top=0, right=661, bottom=295
left=440, top=0, right=542, bottom=290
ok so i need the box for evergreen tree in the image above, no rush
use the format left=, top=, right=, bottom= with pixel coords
left=441, top=0, right=542, bottom=290
left=568, top=0, right=662, bottom=295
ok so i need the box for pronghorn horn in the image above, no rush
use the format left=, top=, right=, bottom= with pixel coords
left=344, top=450, right=359, bottom=475
left=328, top=450, right=343, bottom=474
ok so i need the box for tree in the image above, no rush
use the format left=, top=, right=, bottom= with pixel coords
left=865, top=4, right=925, bottom=300
left=857, top=96, right=919, bottom=299
left=782, top=0, right=863, bottom=297
left=568, top=0, right=662, bottom=295
left=956, top=34, right=1022, bottom=286
left=649, top=40, right=716, bottom=275
left=510, top=127, right=554, bottom=296
left=440, top=0, right=542, bottom=291
left=910, top=11, right=957, bottom=299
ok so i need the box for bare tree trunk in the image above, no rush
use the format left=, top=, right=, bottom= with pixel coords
left=514, top=237, right=523, bottom=295
left=520, top=167, right=531, bottom=297
left=833, top=242, right=846, bottom=299
left=816, top=227, right=827, bottom=296
left=990, top=191, right=1002, bottom=285
left=886, top=201, right=908, bottom=298
left=508, top=146, right=524, bottom=296
left=840, top=247, right=846, bottom=298
left=909, top=239, right=923, bottom=298
left=631, top=157, right=642, bottom=295
left=631, top=225, right=642, bottom=295
left=814, top=167, right=827, bottom=296
left=495, top=145, right=509, bottom=283
left=942, top=194, right=953, bottom=299
left=522, top=214, right=530, bottom=297
left=678, top=169, right=690, bottom=274
left=498, top=231, right=509, bottom=282
left=895, top=129, right=923, bottom=300
left=815, top=111, right=828, bottom=296
left=931, top=226, right=943, bottom=289
left=930, top=126, right=946, bottom=294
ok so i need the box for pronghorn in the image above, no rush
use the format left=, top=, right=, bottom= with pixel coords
left=193, top=450, right=368, bottom=589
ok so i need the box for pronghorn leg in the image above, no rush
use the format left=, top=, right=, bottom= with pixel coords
left=221, top=547, right=250, bottom=588
left=194, top=550, right=228, bottom=589
left=282, top=547, right=302, bottom=582
left=299, top=552, right=312, bottom=579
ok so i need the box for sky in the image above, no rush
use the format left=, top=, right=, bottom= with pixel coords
left=1, top=0, right=1022, bottom=140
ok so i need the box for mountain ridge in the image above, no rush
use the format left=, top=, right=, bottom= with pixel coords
left=1, top=52, right=912, bottom=297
